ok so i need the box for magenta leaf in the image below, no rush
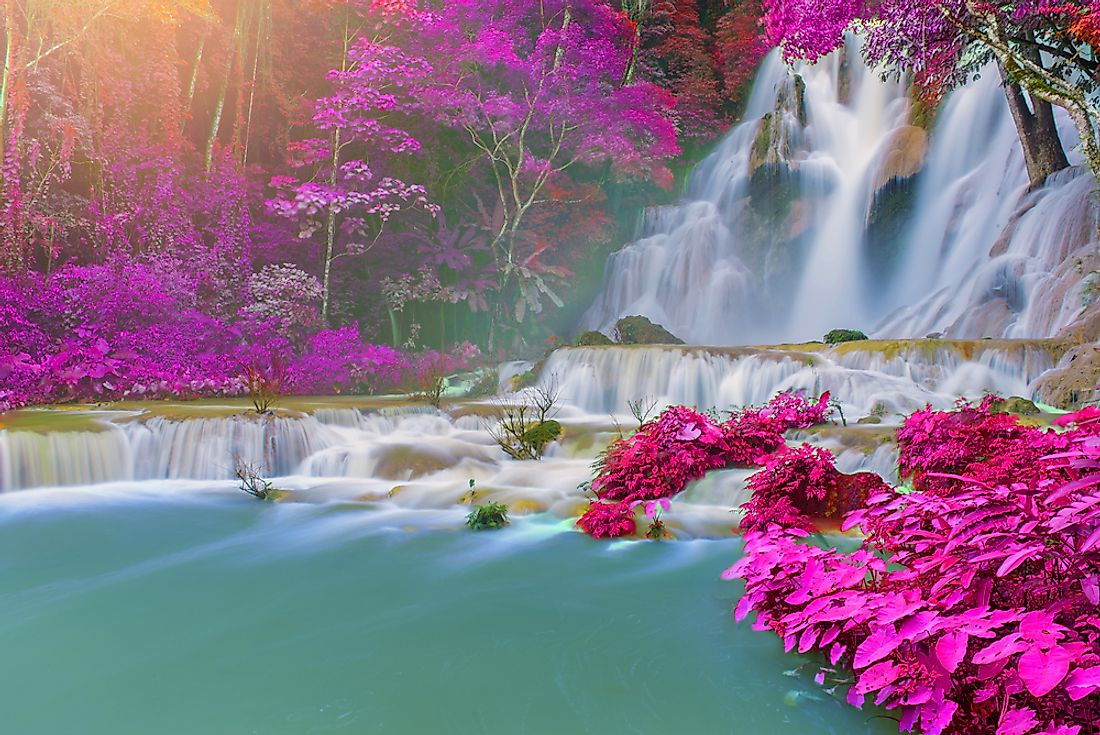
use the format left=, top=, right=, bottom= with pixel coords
left=934, top=631, right=969, bottom=674
left=1017, top=646, right=1072, bottom=697
left=996, top=707, right=1040, bottom=735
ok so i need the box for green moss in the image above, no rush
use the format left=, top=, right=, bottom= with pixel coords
left=519, top=419, right=562, bottom=448
left=0, top=408, right=113, bottom=434
left=573, top=330, right=614, bottom=347
left=613, top=316, right=684, bottom=345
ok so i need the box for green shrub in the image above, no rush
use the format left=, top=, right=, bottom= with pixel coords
left=490, top=386, right=562, bottom=460
left=466, top=501, right=510, bottom=530
left=823, top=328, right=869, bottom=344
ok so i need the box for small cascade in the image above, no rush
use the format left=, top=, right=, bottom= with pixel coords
left=539, top=342, right=1057, bottom=418
left=0, top=413, right=345, bottom=491
left=0, top=426, right=133, bottom=491
left=123, top=415, right=343, bottom=480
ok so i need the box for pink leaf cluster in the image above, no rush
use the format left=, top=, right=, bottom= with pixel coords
left=897, top=396, right=1072, bottom=495
left=728, top=401, right=1100, bottom=734
left=740, top=443, right=889, bottom=533
left=578, top=391, right=833, bottom=538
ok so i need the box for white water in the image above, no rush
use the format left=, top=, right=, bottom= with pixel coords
left=582, top=46, right=1095, bottom=344
left=0, top=337, right=1056, bottom=536
left=540, top=342, right=1054, bottom=418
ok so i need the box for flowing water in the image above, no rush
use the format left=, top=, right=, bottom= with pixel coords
left=2, top=42, right=1095, bottom=733
left=581, top=47, right=1096, bottom=344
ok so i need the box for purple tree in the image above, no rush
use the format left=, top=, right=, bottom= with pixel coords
left=268, top=4, right=435, bottom=323
left=411, top=0, right=680, bottom=343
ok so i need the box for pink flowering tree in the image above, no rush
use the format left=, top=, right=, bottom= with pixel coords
left=762, top=0, right=1100, bottom=186
left=268, top=3, right=436, bottom=324
left=411, top=0, right=680, bottom=345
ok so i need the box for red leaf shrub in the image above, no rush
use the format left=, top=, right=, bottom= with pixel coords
left=579, top=391, right=833, bottom=536
left=591, top=406, right=735, bottom=504
left=740, top=443, right=888, bottom=533
left=577, top=501, right=637, bottom=539
left=897, top=396, right=1071, bottom=495
left=728, top=402, right=1100, bottom=735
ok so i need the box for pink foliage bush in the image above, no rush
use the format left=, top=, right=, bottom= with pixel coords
left=897, top=396, right=1072, bottom=495
left=740, top=443, right=889, bottom=533
left=579, top=391, right=833, bottom=538
left=728, top=401, right=1100, bottom=735
left=577, top=501, right=638, bottom=539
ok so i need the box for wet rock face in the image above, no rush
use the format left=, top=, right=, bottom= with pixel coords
left=872, top=126, right=928, bottom=192
left=865, top=174, right=919, bottom=278
left=613, top=316, right=684, bottom=345
left=1034, top=345, right=1100, bottom=409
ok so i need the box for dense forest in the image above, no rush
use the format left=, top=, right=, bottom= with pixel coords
left=0, top=0, right=769, bottom=409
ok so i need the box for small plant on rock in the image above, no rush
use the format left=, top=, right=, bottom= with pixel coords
left=489, top=385, right=562, bottom=460
left=413, top=374, right=447, bottom=408
left=628, top=396, right=660, bottom=428
left=466, top=501, right=510, bottom=530
left=242, top=357, right=286, bottom=415
left=641, top=498, right=670, bottom=539
left=234, top=459, right=278, bottom=501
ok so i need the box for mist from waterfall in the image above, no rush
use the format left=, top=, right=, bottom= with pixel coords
left=581, top=44, right=1095, bottom=345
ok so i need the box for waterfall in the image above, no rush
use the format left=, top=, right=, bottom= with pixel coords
left=538, top=342, right=1057, bottom=418
left=581, top=46, right=1096, bottom=344
left=0, top=413, right=345, bottom=491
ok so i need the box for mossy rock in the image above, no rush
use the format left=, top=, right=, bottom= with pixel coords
left=372, top=444, right=456, bottom=480
left=996, top=396, right=1041, bottom=416
left=573, top=330, right=614, bottom=347
left=857, top=416, right=883, bottom=425
left=520, top=419, right=562, bottom=448
left=1034, top=345, right=1100, bottom=409
left=823, top=329, right=870, bottom=345
left=613, top=316, right=684, bottom=345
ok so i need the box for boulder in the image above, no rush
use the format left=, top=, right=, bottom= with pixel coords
left=997, top=396, right=1041, bottom=416
left=614, top=316, right=684, bottom=345
left=1034, top=345, right=1100, bottom=409
left=573, top=330, right=614, bottom=347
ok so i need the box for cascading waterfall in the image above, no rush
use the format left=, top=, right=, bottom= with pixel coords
left=540, top=342, right=1058, bottom=418
left=581, top=45, right=1096, bottom=344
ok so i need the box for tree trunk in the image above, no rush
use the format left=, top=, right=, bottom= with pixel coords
left=204, top=5, right=244, bottom=172
left=181, top=36, right=204, bottom=135
left=321, top=124, right=340, bottom=325
left=998, top=64, right=1069, bottom=189
left=1, top=7, right=16, bottom=159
